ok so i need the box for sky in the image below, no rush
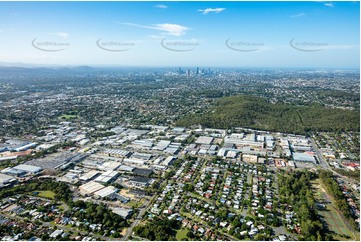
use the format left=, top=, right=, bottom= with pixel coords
left=0, top=1, right=359, bottom=68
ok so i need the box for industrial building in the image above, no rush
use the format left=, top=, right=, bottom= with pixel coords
left=111, top=207, right=133, bottom=219
left=123, top=158, right=145, bottom=166
left=99, top=161, right=121, bottom=171
left=195, top=136, right=214, bottom=145
left=0, top=173, right=16, bottom=187
left=94, top=171, right=119, bottom=183
left=79, top=170, right=99, bottom=181
left=152, top=140, right=171, bottom=151
left=118, top=165, right=135, bottom=173
left=132, top=168, right=153, bottom=177
left=127, top=176, right=151, bottom=188
left=2, top=164, right=42, bottom=177
left=101, top=148, right=130, bottom=158
left=93, top=186, right=118, bottom=199
left=162, top=156, right=175, bottom=166
left=13, top=164, right=42, bottom=174
left=12, top=142, right=38, bottom=152
left=293, top=152, right=316, bottom=163
left=79, top=181, right=105, bottom=195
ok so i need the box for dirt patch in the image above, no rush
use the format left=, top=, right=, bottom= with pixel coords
left=119, top=189, right=136, bottom=200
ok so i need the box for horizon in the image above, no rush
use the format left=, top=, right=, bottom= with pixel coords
left=0, top=1, right=359, bottom=68
left=0, top=61, right=360, bottom=71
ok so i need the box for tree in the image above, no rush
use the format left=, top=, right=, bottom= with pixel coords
left=231, top=217, right=241, bottom=228
left=187, top=231, right=194, bottom=239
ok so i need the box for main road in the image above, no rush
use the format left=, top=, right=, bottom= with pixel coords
left=310, top=137, right=331, bottom=169
left=311, top=137, right=359, bottom=199
left=122, top=194, right=155, bottom=241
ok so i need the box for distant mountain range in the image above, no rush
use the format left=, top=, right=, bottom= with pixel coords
left=0, top=62, right=358, bottom=74
left=0, top=62, right=100, bottom=76
left=0, top=61, right=93, bottom=69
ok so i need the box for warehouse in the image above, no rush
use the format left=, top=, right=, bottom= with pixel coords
left=79, top=170, right=99, bottom=181
left=293, top=152, right=316, bottom=163
left=99, top=161, right=121, bottom=171
left=79, top=181, right=105, bottom=195
left=13, top=142, right=38, bottom=152
left=82, top=159, right=104, bottom=169
left=1, top=167, right=26, bottom=177
left=132, top=168, right=153, bottom=177
left=127, top=176, right=151, bottom=187
left=152, top=140, right=171, bottom=151
left=111, top=207, right=133, bottom=219
left=131, top=152, right=153, bottom=160
left=0, top=156, right=18, bottom=162
left=93, top=186, right=118, bottom=199
left=12, top=164, right=42, bottom=174
left=162, top=156, right=175, bottom=166
left=131, top=140, right=153, bottom=149
left=118, top=165, right=135, bottom=173
left=195, top=136, right=214, bottom=145
left=0, top=173, right=16, bottom=188
left=123, top=158, right=145, bottom=166
left=94, top=171, right=119, bottom=183
left=101, top=148, right=130, bottom=158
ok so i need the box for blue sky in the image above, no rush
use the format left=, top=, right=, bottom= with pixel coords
left=0, top=1, right=359, bottom=68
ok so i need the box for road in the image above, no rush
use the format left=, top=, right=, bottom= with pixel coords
left=121, top=166, right=174, bottom=241
left=122, top=195, right=155, bottom=240
left=311, top=137, right=359, bottom=192
left=310, top=137, right=331, bottom=169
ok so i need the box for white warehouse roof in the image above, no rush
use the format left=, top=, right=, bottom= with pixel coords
left=79, top=181, right=105, bottom=195
left=12, top=164, right=42, bottom=174
left=93, top=186, right=118, bottom=198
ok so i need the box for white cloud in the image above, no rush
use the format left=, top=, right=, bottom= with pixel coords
left=324, top=2, right=335, bottom=7
left=122, top=22, right=188, bottom=36
left=290, top=13, right=306, bottom=18
left=155, top=4, right=168, bottom=9
left=198, top=8, right=226, bottom=14
left=47, top=32, right=69, bottom=39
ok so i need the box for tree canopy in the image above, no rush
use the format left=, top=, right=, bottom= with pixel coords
left=177, top=95, right=360, bottom=134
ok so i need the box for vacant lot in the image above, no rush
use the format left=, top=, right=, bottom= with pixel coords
left=35, top=190, right=55, bottom=199
left=176, top=229, right=189, bottom=240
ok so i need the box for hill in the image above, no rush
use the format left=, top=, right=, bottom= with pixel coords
left=176, top=95, right=359, bottom=134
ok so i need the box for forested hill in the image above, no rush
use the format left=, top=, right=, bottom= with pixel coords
left=176, top=95, right=360, bottom=134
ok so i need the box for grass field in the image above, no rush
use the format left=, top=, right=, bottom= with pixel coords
left=35, top=190, right=55, bottom=199
left=127, top=199, right=145, bottom=208
left=58, top=204, right=66, bottom=211
left=176, top=229, right=189, bottom=240
left=58, top=114, right=78, bottom=120
left=312, top=179, right=359, bottom=241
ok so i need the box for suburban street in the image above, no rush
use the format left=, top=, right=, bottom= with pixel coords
left=122, top=195, right=155, bottom=241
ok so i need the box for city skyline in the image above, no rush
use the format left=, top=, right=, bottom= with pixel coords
left=0, top=1, right=359, bottom=68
